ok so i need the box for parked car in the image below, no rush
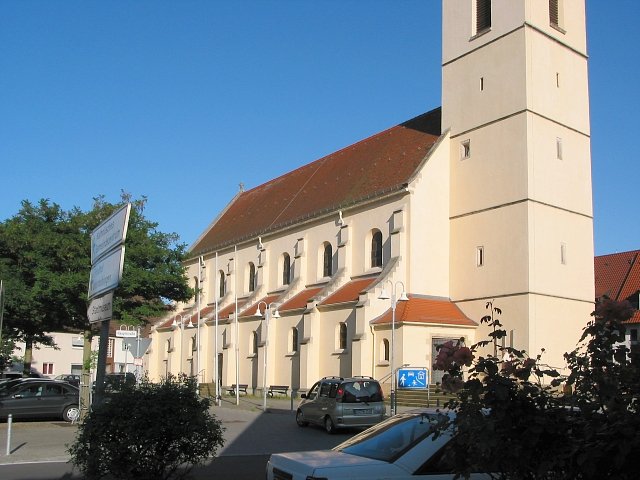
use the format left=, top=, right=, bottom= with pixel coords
left=295, top=376, right=386, bottom=433
left=269, top=409, right=490, bottom=479
left=54, top=374, right=81, bottom=387
left=0, top=379, right=80, bottom=422
left=92, top=372, right=136, bottom=393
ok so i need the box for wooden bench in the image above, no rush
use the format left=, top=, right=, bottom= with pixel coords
left=226, top=384, right=248, bottom=395
left=268, top=385, right=289, bottom=397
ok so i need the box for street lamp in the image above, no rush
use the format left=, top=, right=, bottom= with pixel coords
left=378, top=280, right=408, bottom=416
left=171, top=314, right=194, bottom=375
left=254, top=301, right=280, bottom=412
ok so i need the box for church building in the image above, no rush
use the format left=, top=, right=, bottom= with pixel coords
left=149, top=0, right=595, bottom=397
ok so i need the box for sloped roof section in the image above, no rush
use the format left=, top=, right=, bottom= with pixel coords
left=371, top=295, right=476, bottom=326
left=595, top=250, right=639, bottom=300
left=594, top=249, right=640, bottom=324
left=241, top=294, right=282, bottom=318
left=320, top=277, right=379, bottom=306
left=280, top=287, right=324, bottom=312
left=191, top=108, right=441, bottom=254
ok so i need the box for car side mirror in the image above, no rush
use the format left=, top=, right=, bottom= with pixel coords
left=300, top=393, right=307, bottom=399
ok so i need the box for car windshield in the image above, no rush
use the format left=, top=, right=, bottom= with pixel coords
left=0, top=379, right=24, bottom=395
left=341, top=380, right=383, bottom=403
left=334, top=412, right=446, bottom=462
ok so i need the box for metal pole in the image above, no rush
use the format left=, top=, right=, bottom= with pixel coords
left=93, top=319, right=110, bottom=407
left=179, top=316, right=184, bottom=375
left=5, top=414, right=11, bottom=455
left=234, top=246, right=239, bottom=406
left=391, top=293, right=396, bottom=416
left=262, top=307, right=269, bottom=412
left=197, top=256, right=203, bottom=388
left=0, top=280, right=5, bottom=348
left=215, top=252, right=220, bottom=406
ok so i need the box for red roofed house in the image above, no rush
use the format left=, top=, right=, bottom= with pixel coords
left=595, top=250, right=640, bottom=354
left=150, top=1, right=595, bottom=395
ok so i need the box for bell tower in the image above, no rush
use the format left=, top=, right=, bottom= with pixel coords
left=443, top=0, right=594, bottom=368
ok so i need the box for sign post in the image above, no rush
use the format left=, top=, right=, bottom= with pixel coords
left=87, top=204, right=131, bottom=409
left=397, top=367, right=430, bottom=406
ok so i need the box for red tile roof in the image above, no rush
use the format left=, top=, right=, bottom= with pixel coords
left=371, top=296, right=477, bottom=326
left=594, top=250, right=640, bottom=325
left=320, top=277, right=379, bottom=306
left=241, top=294, right=282, bottom=318
left=279, top=287, right=324, bottom=312
left=190, top=109, right=441, bottom=253
left=216, top=299, right=249, bottom=320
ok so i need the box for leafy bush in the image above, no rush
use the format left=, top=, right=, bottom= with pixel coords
left=434, top=300, right=640, bottom=479
left=69, top=374, right=224, bottom=480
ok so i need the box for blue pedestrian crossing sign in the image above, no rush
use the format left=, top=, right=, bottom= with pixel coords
left=397, top=368, right=429, bottom=389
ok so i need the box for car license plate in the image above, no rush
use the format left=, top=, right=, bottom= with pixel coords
left=355, top=409, right=372, bottom=415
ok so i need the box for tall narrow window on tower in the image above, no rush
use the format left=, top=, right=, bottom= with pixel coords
left=549, top=0, right=565, bottom=32
left=475, top=0, right=491, bottom=35
left=549, top=0, right=559, bottom=26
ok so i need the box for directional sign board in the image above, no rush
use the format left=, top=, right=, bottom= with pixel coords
left=123, top=338, right=152, bottom=358
left=91, top=204, right=131, bottom=264
left=87, top=291, right=114, bottom=324
left=397, top=368, right=429, bottom=389
left=88, top=245, right=125, bottom=300
left=116, top=329, right=138, bottom=338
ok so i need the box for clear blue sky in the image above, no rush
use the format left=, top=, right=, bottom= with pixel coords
left=1, top=1, right=637, bottom=256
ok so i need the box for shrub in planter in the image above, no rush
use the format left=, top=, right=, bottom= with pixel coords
left=69, top=374, right=224, bottom=480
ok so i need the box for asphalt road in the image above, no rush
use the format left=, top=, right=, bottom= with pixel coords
left=0, top=396, right=356, bottom=479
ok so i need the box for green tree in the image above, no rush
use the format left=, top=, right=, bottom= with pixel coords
left=434, top=300, right=639, bottom=479
left=69, top=374, right=224, bottom=480
left=0, top=194, right=193, bottom=376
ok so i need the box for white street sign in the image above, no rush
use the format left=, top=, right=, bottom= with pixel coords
left=116, top=329, right=138, bottom=338
left=88, top=245, right=125, bottom=299
left=87, top=292, right=114, bottom=324
left=91, top=204, right=131, bottom=264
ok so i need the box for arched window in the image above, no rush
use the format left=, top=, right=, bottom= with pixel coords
left=371, top=230, right=383, bottom=268
left=248, top=262, right=256, bottom=292
left=219, top=270, right=226, bottom=297
left=191, top=336, right=197, bottom=352
left=282, top=253, right=291, bottom=285
left=338, top=322, right=347, bottom=350
left=381, top=338, right=390, bottom=362
left=323, top=243, right=333, bottom=277
left=291, top=327, right=299, bottom=353
left=166, top=339, right=172, bottom=353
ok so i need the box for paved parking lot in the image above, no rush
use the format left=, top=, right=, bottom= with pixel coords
left=0, top=394, right=353, bottom=466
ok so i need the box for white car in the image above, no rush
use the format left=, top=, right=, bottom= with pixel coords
left=266, top=409, right=491, bottom=479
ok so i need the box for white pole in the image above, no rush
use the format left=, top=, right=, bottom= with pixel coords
left=234, top=246, right=239, bottom=406
left=262, top=305, right=269, bottom=411
left=0, top=280, right=5, bottom=348
left=197, top=256, right=202, bottom=388
left=391, top=291, right=396, bottom=416
left=5, top=414, right=11, bottom=455
left=214, top=252, right=220, bottom=406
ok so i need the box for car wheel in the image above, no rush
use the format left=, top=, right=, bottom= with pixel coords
left=63, top=405, right=80, bottom=422
left=324, top=416, right=335, bottom=434
left=296, top=410, right=308, bottom=427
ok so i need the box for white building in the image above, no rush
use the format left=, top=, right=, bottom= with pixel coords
left=149, top=0, right=595, bottom=395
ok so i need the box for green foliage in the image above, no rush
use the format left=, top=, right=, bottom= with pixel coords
left=0, top=194, right=193, bottom=368
left=68, top=374, right=225, bottom=480
left=434, top=300, right=640, bottom=479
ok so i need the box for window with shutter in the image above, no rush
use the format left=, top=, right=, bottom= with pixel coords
left=476, top=0, right=491, bottom=34
left=549, top=0, right=559, bottom=26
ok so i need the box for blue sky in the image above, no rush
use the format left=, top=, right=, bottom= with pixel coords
left=1, top=1, right=637, bottom=256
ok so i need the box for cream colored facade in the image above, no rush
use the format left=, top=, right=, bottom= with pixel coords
left=149, top=0, right=594, bottom=393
